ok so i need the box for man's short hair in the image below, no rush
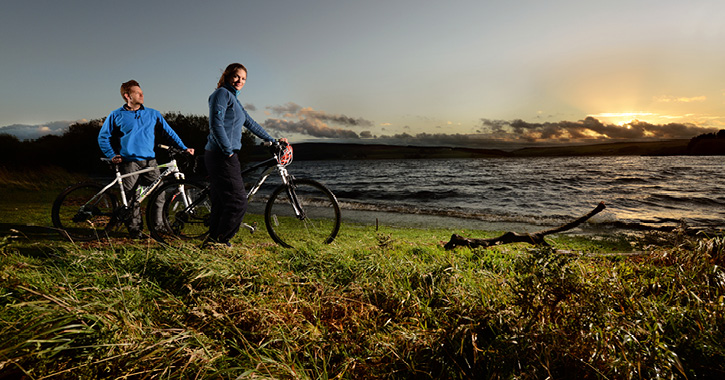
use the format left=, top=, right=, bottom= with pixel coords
left=120, top=80, right=140, bottom=101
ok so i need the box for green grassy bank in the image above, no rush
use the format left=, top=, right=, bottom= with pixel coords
left=1, top=168, right=724, bottom=379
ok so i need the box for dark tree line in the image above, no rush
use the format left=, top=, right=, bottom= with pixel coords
left=0, top=113, right=256, bottom=175
left=687, top=130, right=725, bottom=155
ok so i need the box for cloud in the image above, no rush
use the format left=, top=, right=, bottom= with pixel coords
left=263, top=118, right=360, bottom=139
left=263, top=102, right=373, bottom=138
left=266, top=102, right=373, bottom=127
left=654, top=95, right=707, bottom=103
left=0, top=120, right=81, bottom=140
left=267, top=102, right=302, bottom=117
left=479, top=117, right=718, bottom=142
left=350, top=117, right=720, bottom=149
left=298, top=109, right=373, bottom=127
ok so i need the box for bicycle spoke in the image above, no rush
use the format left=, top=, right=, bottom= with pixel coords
left=265, top=179, right=340, bottom=248
left=52, top=182, right=119, bottom=241
left=147, top=180, right=210, bottom=244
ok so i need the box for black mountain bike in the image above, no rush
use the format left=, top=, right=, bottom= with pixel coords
left=147, top=141, right=341, bottom=248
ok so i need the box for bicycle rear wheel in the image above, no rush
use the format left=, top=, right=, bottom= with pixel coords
left=147, top=179, right=210, bottom=243
left=51, top=182, right=119, bottom=241
left=265, top=178, right=341, bottom=248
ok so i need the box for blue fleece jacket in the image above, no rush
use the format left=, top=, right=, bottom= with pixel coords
left=205, top=83, right=274, bottom=156
left=98, top=105, right=188, bottom=161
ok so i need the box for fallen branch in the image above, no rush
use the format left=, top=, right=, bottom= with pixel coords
left=444, top=201, right=607, bottom=250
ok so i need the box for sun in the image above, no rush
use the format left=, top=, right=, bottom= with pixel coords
left=590, top=112, right=655, bottom=127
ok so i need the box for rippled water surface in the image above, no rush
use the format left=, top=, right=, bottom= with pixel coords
left=279, top=156, right=725, bottom=229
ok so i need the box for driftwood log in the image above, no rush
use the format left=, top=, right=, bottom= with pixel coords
left=444, top=201, right=607, bottom=250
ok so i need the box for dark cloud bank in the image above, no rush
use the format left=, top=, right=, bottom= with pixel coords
left=260, top=107, right=718, bottom=148
left=2, top=107, right=717, bottom=149
left=263, top=102, right=373, bottom=139
left=479, top=117, right=715, bottom=142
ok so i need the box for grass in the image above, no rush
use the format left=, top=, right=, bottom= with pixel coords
left=1, top=168, right=724, bottom=379
left=0, top=165, right=87, bottom=227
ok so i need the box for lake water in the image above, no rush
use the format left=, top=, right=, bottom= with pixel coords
left=277, top=155, right=725, bottom=232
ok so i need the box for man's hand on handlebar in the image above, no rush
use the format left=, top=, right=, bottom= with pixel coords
left=110, top=146, right=194, bottom=163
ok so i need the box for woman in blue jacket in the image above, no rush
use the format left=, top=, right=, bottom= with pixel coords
left=203, top=63, right=277, bottom=247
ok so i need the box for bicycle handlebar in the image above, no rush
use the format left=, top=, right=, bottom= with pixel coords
left=157, top=144, right=189, bottom=155
left=261, top=139, right=289, bottom=148
left=99, top=145, right=194, bottom=171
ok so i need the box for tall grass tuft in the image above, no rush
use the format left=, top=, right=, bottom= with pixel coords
left=1, top=223, right=724, bottom=378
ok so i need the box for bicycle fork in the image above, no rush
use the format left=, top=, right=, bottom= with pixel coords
left=278, top=167, right=307, bottom=221
left=170, top=182, right=203, bottom=230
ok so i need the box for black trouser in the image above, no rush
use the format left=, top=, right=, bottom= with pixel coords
left=204, top=150, right=247, bottom=243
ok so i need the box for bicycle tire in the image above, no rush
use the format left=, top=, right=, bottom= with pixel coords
left=147, top=179, right=211, bottom=243
left=264, top=178, right=341, bottom=248
left=51, top=182, right=119, bottom=241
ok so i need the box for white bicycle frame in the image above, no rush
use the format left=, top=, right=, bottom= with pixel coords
left=245, top=164, right=291, bottom=202
left=84, top=158, right=186, bottom=211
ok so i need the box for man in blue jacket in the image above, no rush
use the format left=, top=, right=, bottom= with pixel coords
left=98, top=80, right=194, bottom=238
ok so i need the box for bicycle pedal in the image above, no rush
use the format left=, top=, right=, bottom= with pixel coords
left=242, top=221, right=257, bottom=234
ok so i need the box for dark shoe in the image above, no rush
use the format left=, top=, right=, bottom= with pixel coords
left=153, top=226, right=173, bottom=235
left=129, top=230, right=144, bottom=239
left=199, top=236, right=212, bottom=249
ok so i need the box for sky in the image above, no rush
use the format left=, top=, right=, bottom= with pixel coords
left=1, top=0, right=724, bottom=148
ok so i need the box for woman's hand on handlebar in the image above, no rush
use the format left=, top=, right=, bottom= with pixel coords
left=186, top=148, right=195, bottom=155
left=262, top=138, right=289, bottom=147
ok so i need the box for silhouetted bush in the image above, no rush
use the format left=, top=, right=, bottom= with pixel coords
left=687, top=129, right=725, bottom=155
left=0, top=133, right=21, bottom=164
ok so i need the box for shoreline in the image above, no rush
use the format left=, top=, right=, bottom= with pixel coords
left=340, top=208, right=546, bottom=233
left=337, top=208, right=723, bottom=237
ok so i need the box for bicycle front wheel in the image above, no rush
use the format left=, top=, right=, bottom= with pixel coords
left=147, top=179, right=211, bottom=243
left=51, top=182, right=119, bottom=241
left=265, top=178, right=341, bottom=248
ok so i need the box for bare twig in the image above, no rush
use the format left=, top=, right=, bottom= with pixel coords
left=444, top=202, right=606, bottom=250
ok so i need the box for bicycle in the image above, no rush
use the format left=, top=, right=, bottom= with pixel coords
left=51, top=145, right=193, bottom=241
left=147, top=140, right=341, bottom=248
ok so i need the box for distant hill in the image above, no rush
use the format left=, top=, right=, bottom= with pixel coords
left=286, top=143, right=513, bottom=160
left=255, top=139, right=692, bottom=161
left=510, top=139, right=689, bottom=157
